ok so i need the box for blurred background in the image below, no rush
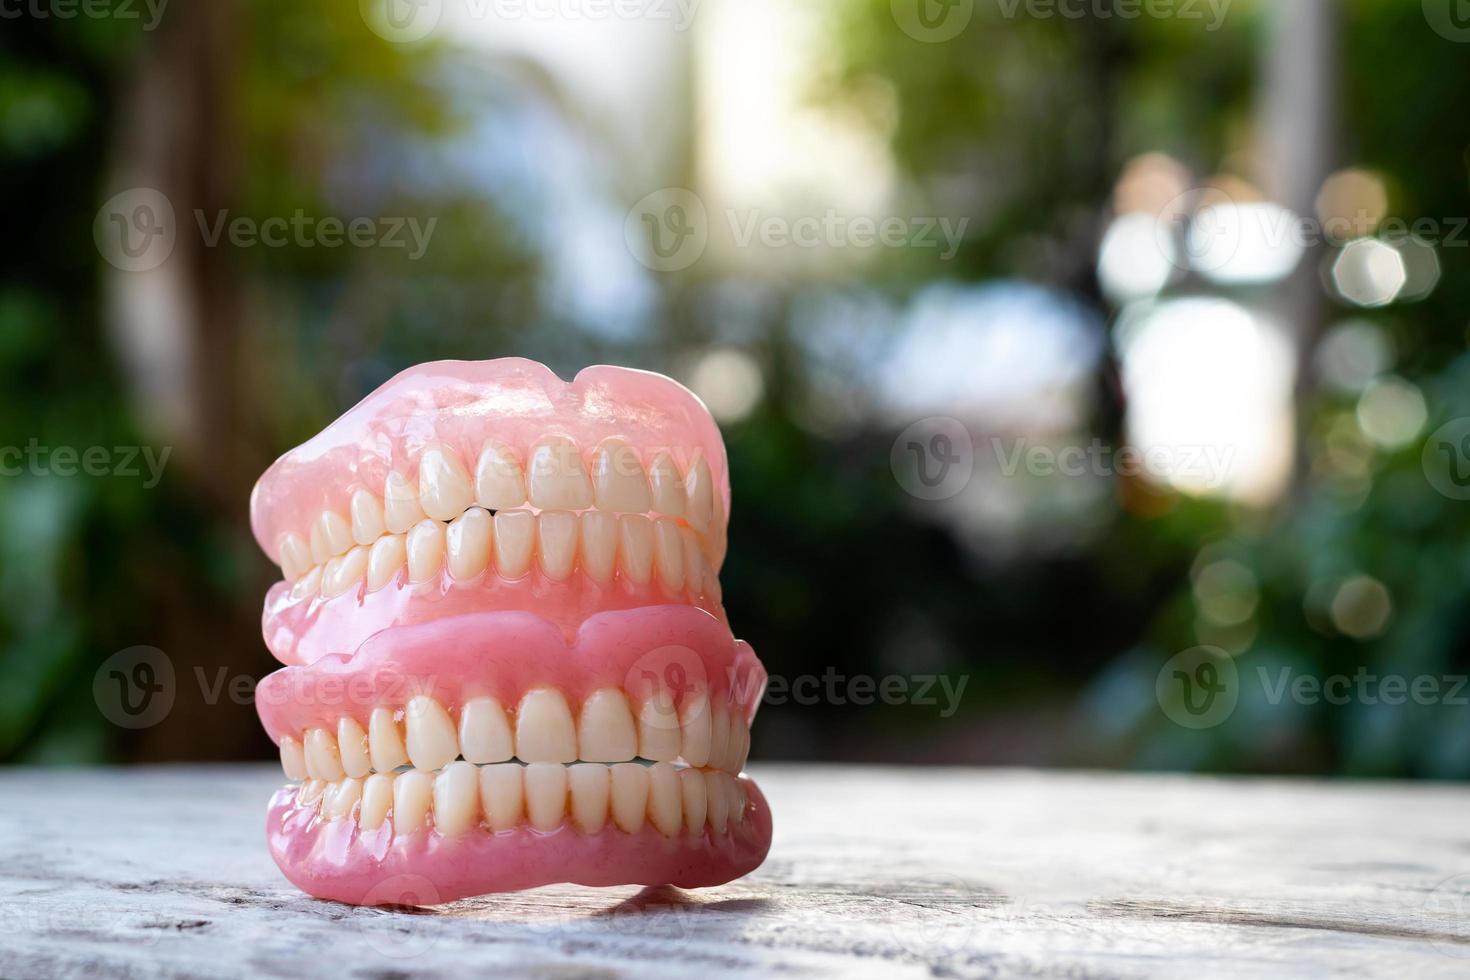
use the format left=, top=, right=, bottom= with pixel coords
left=4, top=0, right=1470, bottom=778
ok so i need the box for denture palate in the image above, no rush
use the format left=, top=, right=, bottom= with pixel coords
left=274, top=437, right=722, bottom=602
left=277, top=688, right=751, bottom=838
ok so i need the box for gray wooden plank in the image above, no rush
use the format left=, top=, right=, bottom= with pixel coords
left=2, top=765, right=1468, bottom=978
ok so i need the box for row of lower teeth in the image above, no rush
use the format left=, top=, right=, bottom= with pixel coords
left=296, top=762, right=748, bottom=839
left=291, top=509, right=719, bottom=601
left=279, top=689, right=752, bottom=781
left=278, top=437, right=722, bottom=581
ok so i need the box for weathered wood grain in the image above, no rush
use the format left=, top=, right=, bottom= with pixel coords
left=3, top=765, right=1469, bottom=978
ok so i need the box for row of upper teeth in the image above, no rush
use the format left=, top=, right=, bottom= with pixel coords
left=277, top=437, right=720, bottom=582
left=291, top=508, right=721, bottom=601
left=278, top=689, right=752, bottom=781
left=296, top=762, right=750, bottom=839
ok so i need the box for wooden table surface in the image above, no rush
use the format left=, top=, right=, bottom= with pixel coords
left=4, top=764, right=1469, bottom=978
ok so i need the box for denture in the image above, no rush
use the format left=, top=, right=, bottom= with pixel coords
left=249, top=359, right=771, bottom=905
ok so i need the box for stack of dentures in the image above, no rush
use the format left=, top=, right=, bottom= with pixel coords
left=250, top=360, right=771, bottom=904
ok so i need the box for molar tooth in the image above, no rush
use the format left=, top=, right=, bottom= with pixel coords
left=708, top=700, right=731, bottom=773
left=279, top=533, right=311, bottom=582
left=618, top=515, right=654, bottom=586
left=479, top=763, right=523, bottom=831
left=524, top=762, right=568, bottom=832
left=638, top=696, right=682, bottom=763
left=418, top=441, right=475, bottom=522
left=653, top=517, right=685, bottom=594
left=679, top=768, right=707, bottom=835
left=392, top=770, right=434, bottom=834
left=569, top=764, right=610, bottom=833
left=366, top=534, right=407, bottom=592
left=579, top=511, right=617, bottom=585
left=458, top=696, right=512, bottom=764
left=527, top=436, right=592, bottom=510
left=350, top=489, right=386, bottom=545
left=305, top=728, right=344, bottom=781
left=369, top=707, right=409, bottom=772
left=337, top=717, right=371, bottom=779
left=298, top=779, right=326, bottom=807
left=433, top=761, right=480, bottom=837
left=360, top=772, right=394, bottom=830
left=279, top=736, right=306, bottom=780
left=578, top=689, right=637, bottom=763
left=315, top=511, right=353, bottom=561
left=290, top=565, right=322, bottom=600
left=592, top=439, right=652, bottom=513
left=383, top=470, right=426, bottom=534
left=684, top=457, right=715, bottom=534
left=405, top=696, right=458, bottom=771
left=493, top=510, right=535, bottom=578
left=610, top=763, right=649, bottom=833
left=647, top=452, right=686, bottom=517
left=325, top=777, right=362, bottom=819
left=321, top=545, right=368, bottom=598
left=680, top=526, right=704, bottom=596
left=309, top=521, right=330, bottom=565
left=406, top=519, right=446, bottom=584
left=537, top=511, right=578, bottom=580
left=733, top=711, right=751, bottom=772
left=475, top=440, right=527, bottom=510
left=647, top=762, right=683, bottom=838
left=446, top=507, right=492, bottom=581
left=515, top=688, right=577, bottom=763
left=706, top=771, right=729, bottom=834
left=678, top=693, right=712, bottom=768
left=730, top=777, right=749, bottom=825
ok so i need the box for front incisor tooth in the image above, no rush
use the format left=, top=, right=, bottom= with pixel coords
left=537, top=511, right=578, bottom=580
left=433, top=761, right=480, bottom=837
left=516, top=689, right=577, bottom=763
left=647, top=762, right=683, bottom=838
left=524, top=762, right=568, bottom=832
left=369, top=706, right=409, bottom=772
left=383, top=470, right=427, bottom=534
left=475, top=441, right=527, bottom=510
left=337, top=717, right=370, bottom=779
left=569, top=764, right=610, bottom=833
left=406, top=520, right=446, bottom=584
left=459, top=696, right=513, bottom=764
left=679, top=768, right=708, bottom=835
left=653, top=517, right=685, bottom=594
left=279, top=736, right=306, bottom=780
left=638, top=696, right=681, bottom=762
left=392, top=770, right=434, bottom=834
left=480, top=763, right=523, bottom=831
left=321, top=545, right=368, bottom=598
left=684, top=457, right=715, bottom=534
left=325, top=777, right=362, bottom=819
left=405, top=696, right=459, bottom=771
left=305, top=728, right=344, bottom=781
left=350, top=489, right=386, bottom=545
left=366, top=534, right=407, bottom=592
left=279, top=533, right=311, bottom=582
left=446, top=507, right=492, bottom=581
left=647, top=452, right=686, bottom=518
left=360, top=772, right=394, bottom=831
left=618, top=515, right=654, bottom=586
left=494, top=510, right=535, bottom=578
left=527, top=436, right=593, bottom=510
left=679, top=693, right=712, bottom=768
left=579, top=511, right=618, bottom=585
left=610, top=763, right=649, bottom=832
left=578, top=689, right=637, bottom=763
left=418, top=442, right=475, bottom=522
left=592, top=439, right=652, bottom=513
